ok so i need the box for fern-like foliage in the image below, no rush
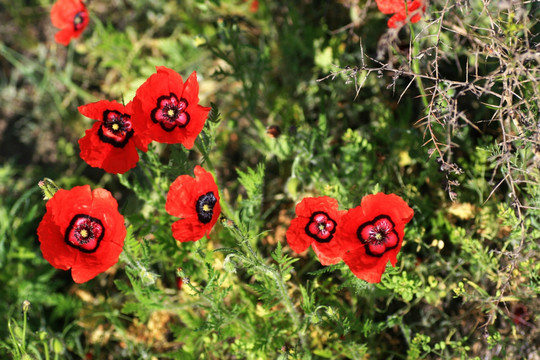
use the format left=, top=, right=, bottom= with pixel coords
left=236, top=163, right=266, bottom=226
left=271, top=241, right=299, bottom=279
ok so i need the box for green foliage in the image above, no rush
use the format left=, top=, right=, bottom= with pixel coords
left=1, top=0, right=539, bottom=359
left=236, top=162, right=266, bottom=224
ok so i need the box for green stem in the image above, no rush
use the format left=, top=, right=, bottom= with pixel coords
left=180, top=270, right=254, bottom=334
left=21, top=307, right=28, bottom=352
left=408, top=17, right=430, bottom=111
left=7, top=320, right=21, bottom=358
left=195, top=138, right=216, bottom=173
left=271, top=265, right=307, bottom=349
left=296, top=257, right=318, bottom=278
left=141, top=149, right=165, bottom=200
left=227, top=219, right=310, bottom=354
left=43, top=340, right=50, bottom=360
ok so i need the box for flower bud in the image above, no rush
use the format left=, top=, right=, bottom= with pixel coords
left=38, top=178, right=59, bottom=200
left=223, top=254, right=237, bottom=274
left=52, top=338, right=63, bottom=354
left=139, top=268, right=157, bottom=286
left=22, top=300, right=31, bottom=313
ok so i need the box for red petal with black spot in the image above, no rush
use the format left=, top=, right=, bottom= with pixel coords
left=335, top=193, right=414, bottom=283
left=37, top=185, right=126, bottom=283
left=285, top=196, right=347, bottom=265
left=375, top=0, right=426, bottom=28
left=78, top=100, right=147, bottom=174
left=50, top=0, right=89, bottom=46
left=132, top=67, right=211, bottom=150
left=165, top=166, right=221, bottom=242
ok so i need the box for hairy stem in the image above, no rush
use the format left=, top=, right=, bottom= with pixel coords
left=408, top=21, right=430, bottom=111
left=224, top=218, right=310, bottom=354
left=21, top=302, right=29, bottom=353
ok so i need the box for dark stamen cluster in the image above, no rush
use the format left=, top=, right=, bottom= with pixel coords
left=151, top=93, right=190, bottom=131
left=73, top=11, right=87, bottom=31
left=305, top=211, right=336, bottom=243
left=98, top=110, right=134, bottom=147
left=196, top=192, right=217, bottom=224
left=65, top=214, right=105, bottom=253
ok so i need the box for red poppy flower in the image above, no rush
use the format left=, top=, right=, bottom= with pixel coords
left=78, top=100, right=148, bottom=174
left=375, top=0, right=426, bottom=28
left=37, top=185, right=126, bottom=283
left=285, top=197, right=347, bottom=265
left=50, top=0, right=89, bottom=46
left=165, top=166, right=221, bottom=242
left=249, top=0, right=259, bottom=12
left=336, top=193, right=414, bottom=283
left=132, top=67, right=211, bottom=150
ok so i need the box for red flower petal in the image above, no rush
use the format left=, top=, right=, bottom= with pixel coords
left=89, top=188, right=127, bottom=247
left=360, top=224, right=375, bottom=241
left=78, top=122, right=138, bottom=174
left=368, top=242, right=386, bottom=256
left=54, top=29, right=74, bottom=46
left=78, top=100, right=144, bottom=174
left=70, top=240, right=120, bottom=283
left=48, top=185, right=93, bottom=230
left=132, top=68, right=181, bottom=145
left=171, top=216, right=209, bottom=243
left=408, top=0, right=425, bottom=23
left=180, top=71, right=199, bottom=109
left=285, top=196, right=346, bottom=262
left=166, top=166, right=215, bottom=218
left=387, top=12, right=407, bottom=28
left=385, top=231, right=399, bottom=248
left=134, top=69, right=172, bottom=118
left=50, top=0, right=89, bottom=45
left=37, top=185, right=126, bottom=283
left=181, top=103, right=212, bottom=149
left=342, top=246, right=390, bottom=283
left=51, top=0, right=84, bottom=27
left=71, top=235, right=123, bottom=283
left=78, top=100, right=128, bottom=120
left=361, top=193, right=414, bottom=225
left=285, top=216, right=313, bottom=254
left=311, top=243, right=342, bottom=265
left=37, top=211, right=77, bottom=270
left=160, top=66, right=184, bottom=94
left=336, top=193, right=413, bottom=283
left=250, top=0, right=259, bottom=12
left=165, top=166, right=221, bottom=242
left=132, top=67, right=210, bottom=149
left=375, top=0, right=426, bottom=28
left=375, top=0, right=408, bottom=14
left=177, top=72, right=212, bottom=149
left=100, top=145, right=139, bottom=174
left=78, top=126, right=140, bottom=174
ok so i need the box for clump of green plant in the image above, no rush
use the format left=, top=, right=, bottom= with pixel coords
left=1, top=0, right=538, bottom=359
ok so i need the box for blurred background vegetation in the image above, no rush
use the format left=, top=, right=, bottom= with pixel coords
left=0, top=0, right=539, bottom=358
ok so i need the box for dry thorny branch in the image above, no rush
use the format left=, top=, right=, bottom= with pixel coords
left=318, top=0, right=539, bottom=331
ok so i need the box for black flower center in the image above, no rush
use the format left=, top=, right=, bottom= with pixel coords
left=98, top=110, right=134, bottom=148
left=196, top=192, right=217, bottom=224
left=305, top=211, right=336, bottom=243
left=65, top=214, right=105, bottom=253
left=356, top=215, right=399, bottom=257
left=150, top=93, right=190, bottom=132
left=73, top=11, right=87, bottom=31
